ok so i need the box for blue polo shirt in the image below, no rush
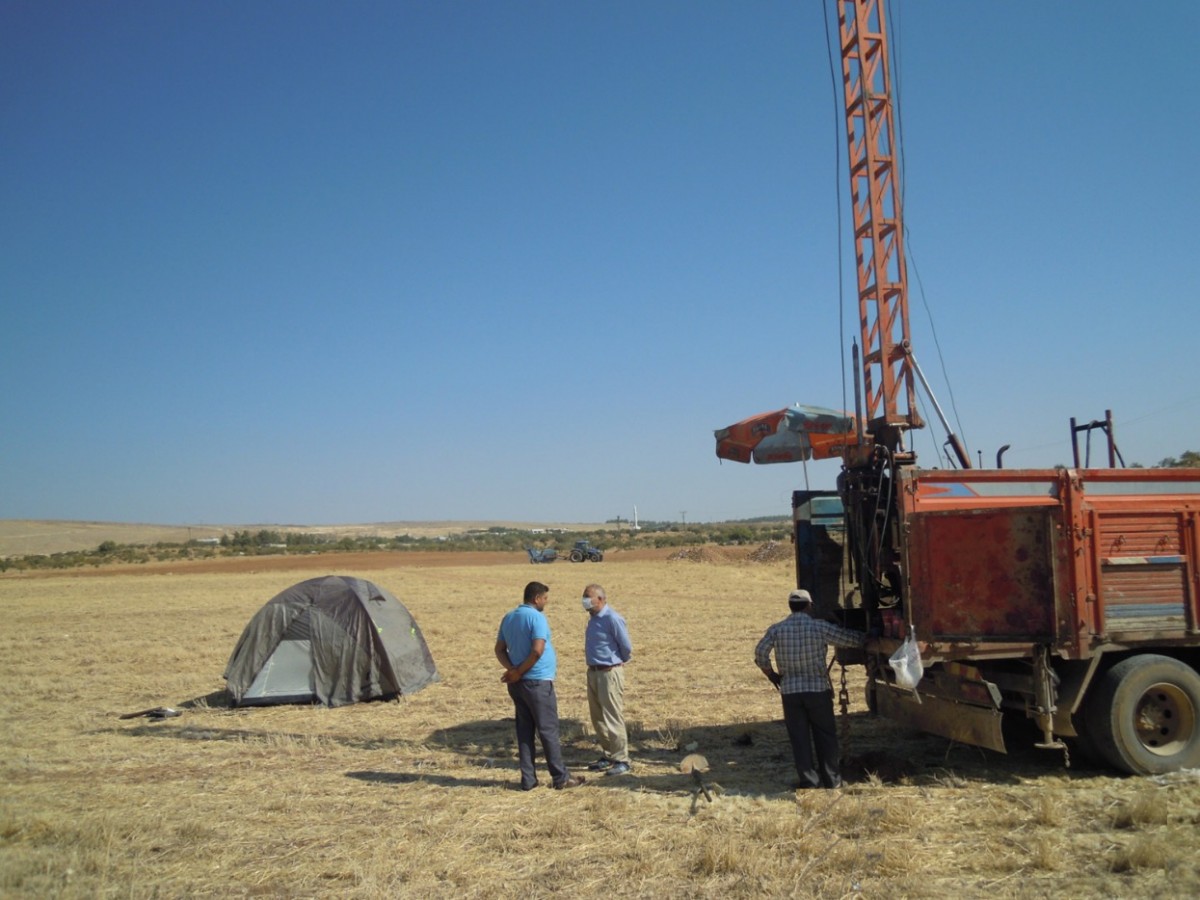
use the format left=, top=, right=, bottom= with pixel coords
left=498, top=603, right=557, bottom=681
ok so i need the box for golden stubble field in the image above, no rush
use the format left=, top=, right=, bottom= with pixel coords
left=2, top=551, right=1199, bottom=899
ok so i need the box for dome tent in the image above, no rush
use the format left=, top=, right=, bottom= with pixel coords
left=224, top=575, right=439, bottom=707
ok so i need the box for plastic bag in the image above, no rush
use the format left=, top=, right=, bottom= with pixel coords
left=888, top=629, right=924, bottom=692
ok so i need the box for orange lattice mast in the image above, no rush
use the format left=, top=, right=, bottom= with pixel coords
left=838, top=0, right=922, bottom=450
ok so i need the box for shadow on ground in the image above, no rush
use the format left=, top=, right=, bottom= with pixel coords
left=346, top=771, right=510, bottom=790
left=180, top=690, right=234, bottom=709
left=111, top=703, right=1118, bottom=791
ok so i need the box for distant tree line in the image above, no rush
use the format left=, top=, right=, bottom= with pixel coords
left=0, top=519, right=791, bottom=573
left=1157, top=451, right=1200, bottom=468
left=8, top=447, right=1199, bottom=574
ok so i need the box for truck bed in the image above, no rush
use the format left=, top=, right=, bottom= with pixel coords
left=893, top=467, right=1200, bottom=662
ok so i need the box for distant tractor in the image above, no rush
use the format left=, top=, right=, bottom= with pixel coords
left=569, top=540, right=603, bottom=563
left=526, top=547, right=558, bottom=564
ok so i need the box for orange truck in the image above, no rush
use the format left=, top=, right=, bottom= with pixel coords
left=794, top=1, right=1200, bottom=774
left=801, top=460, right=1200, bottom=774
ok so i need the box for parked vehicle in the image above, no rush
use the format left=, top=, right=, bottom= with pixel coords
left=727, top=0, right=1200, bottom=775
left=821, top=2, right=1200, bottom=776
left=799, top=461, right=1200, bottom=775
left=569, top=540, right=603, bottom=563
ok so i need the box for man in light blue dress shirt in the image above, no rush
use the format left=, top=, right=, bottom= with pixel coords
left=581, top=583, right=633, bottom=776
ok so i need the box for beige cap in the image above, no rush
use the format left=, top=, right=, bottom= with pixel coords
left=788, top=589, right=812, bottom=604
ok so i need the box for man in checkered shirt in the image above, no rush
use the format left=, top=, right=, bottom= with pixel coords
left=755, top=589, right=864, bottom=789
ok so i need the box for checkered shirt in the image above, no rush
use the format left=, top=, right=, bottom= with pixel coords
left=754, top=612, right=864, bottom=694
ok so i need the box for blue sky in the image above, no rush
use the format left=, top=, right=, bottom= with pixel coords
left=2, top=1, right=1197, bottom=526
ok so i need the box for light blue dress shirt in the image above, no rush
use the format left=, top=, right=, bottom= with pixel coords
left=585, top=605, right=632, bottom=667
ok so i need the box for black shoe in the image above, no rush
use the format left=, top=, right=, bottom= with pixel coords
left=605, top=762, right=632, bottom=777
left=553, top=776, right=586, bottom=790
left=587, top=758, right=614, bottom=772
left=519, top=782, right=539, bottom=792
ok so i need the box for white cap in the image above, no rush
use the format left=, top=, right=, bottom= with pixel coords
left=788, top=589, right=812, bottom=604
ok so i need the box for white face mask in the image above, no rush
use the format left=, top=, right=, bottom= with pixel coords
left=581, top=596, right=595, bottom=611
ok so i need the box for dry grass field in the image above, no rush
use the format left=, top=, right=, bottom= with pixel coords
left=2, top=550, right=1200, bottom=898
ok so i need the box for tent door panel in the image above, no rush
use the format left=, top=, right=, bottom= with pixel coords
left=242, top=639, right=315, bottom=704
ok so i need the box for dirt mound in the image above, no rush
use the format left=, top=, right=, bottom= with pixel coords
left=666, top=542, right=791, bottom=565
left=745, top=540, right=791, bottom=563
left=667, top=547, right=710, bottom=561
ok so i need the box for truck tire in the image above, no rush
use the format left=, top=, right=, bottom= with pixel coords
left=570, top=550, right=584, bottom=563
left=590, top=551, right=603, bottom=562
left=1085, top=655, right=1200, bottom=775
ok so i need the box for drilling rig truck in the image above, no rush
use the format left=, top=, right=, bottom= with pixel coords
left=797, top=0, right=1200, bottom=776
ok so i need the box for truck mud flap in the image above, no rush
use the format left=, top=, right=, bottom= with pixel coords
left=874, top=682, right=1007, bottom=754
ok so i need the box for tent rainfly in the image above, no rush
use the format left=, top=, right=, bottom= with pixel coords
left=224, top=575, right=439, bottom=707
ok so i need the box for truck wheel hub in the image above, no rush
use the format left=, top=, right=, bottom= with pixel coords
left=1134, top=682, right=1196, bottom=755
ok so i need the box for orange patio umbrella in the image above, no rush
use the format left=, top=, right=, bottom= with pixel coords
left=714, top=404, right=859, bottom=464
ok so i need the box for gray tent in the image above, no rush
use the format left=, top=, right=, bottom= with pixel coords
left=224, top=575, right=439, bottom=707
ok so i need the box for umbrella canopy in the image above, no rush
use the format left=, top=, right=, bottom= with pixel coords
left=714, top=404, right=859, bottom=464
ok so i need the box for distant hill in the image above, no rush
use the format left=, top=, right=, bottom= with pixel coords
left=0, top=519, right=614, bottom=558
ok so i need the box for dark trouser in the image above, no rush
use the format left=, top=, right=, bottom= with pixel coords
left=781, top=690, right=841, bottom=788
left=507, top=679, right=568, bottom=788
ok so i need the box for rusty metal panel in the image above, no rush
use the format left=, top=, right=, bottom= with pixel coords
left=873, top=682, right=1006, bottom=753
left=1095, top=510, right=1190, bottom=634
left=1096, top=511, right=1184, bottom=557
left=905, top=469, right=1063, bottom=511
left=906, top=506, right=1057, bottom=641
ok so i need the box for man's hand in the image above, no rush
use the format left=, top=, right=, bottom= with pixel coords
left=500, top=668, right=521, bottom=685
left=765, top=669, right=782, bottom=688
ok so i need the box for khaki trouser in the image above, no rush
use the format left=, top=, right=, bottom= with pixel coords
left=586, top=666, right=629, bottom=763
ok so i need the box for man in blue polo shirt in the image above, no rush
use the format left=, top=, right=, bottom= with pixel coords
left=495, top=581, right=585, bottom=791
